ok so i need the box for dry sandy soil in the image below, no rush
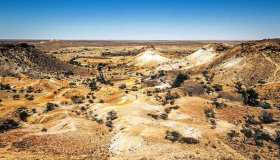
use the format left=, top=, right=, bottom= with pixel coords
left=0, top=40, right=280, bottom=160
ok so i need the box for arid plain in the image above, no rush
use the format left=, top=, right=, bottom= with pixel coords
left=0, top=40, right=280, bottom=159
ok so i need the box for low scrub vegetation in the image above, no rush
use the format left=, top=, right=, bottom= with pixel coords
left=44, top=103, right=59, bottom=112
left=172, top=73, right=189, bottom=88
left=0, top=119, right=19, bottom=133
left=0, top=83, right=11, bottom=90
left=165, top=130, right=199, bottom=144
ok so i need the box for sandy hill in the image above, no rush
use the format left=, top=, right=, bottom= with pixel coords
left=133, top=49, right=169, bottom=67
left=0, top=43, right=85, bottom=77
left=209, top=39, right=280, bottom=86
left=187, top=48, right=217, bottom=66
left=157, top=43, right=227, bottom=71
left=159, top=40, right=280, bottom=86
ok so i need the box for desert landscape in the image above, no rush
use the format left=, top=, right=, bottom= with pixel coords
left=0, top=39, right=279, bottom=159
left=1, top=0, right=280, bottom=159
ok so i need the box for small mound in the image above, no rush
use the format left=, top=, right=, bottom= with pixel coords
left=187, top=48, right=217, bottom=65
left=211, top=40, right=280, bottom=86
left=133, top=49, right=169, bottom=67
left=0, top=43, right=83, bottom=77
left=157, top=47, right=218, bottom=71
left=220, top=57, right=243, bottom=69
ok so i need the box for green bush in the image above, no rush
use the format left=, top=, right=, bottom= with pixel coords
left=89, top=79, right=97, bottom=91
left=259, top=102, right=271, bottom=109
left=172, top=73, right=189, bottom=88
left=242, top=88, right=259, bottom=106
left=204, top=108, right=215, bottom=118
left=0, top=83, right=11, bottom=90
left=0, top=119, right=19, bottom=133
left=71, top=95, right=85, bottom=104
left=45, top=103, right=58, bottom=112
left=165, top=131, right=181, bottom=142
left=16, top=107, right=30, bottom=122
left=259, top=111, right=274, bottom=124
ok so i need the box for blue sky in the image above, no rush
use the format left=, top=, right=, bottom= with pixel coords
left=0, top=0, right=279, bottom=40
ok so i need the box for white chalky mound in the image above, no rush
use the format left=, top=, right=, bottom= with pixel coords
left=157, top=47, right=217, bottom=71
left=133, top=49, right=169, bottom=67
left=220, top=57, right=243, bottom=69
left=187, top=48, right=217, bottom=65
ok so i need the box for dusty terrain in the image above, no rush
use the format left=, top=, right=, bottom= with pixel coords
left=0, top=40, right=280, bottom=160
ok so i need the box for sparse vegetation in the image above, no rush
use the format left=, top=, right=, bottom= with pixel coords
left=165, top=130, right=199, bottom=144
left=275, top=130, right=280, bottom=145
left=179, top=136, right=200, bottom=144
left=212, top=84, right=223, bottom=91
left=240, top=126, right=253, bottom=138
left=32, top=108, right=37, bottom=113
left=25, top=94, right=34, bottom=101
left=97, top=63, right=111, bottom=84
left=44, top=103, right=59, bottom=112
left=164, top=105, right=179, bottom=113
left=227, top=130, right=239, bottom=140
left=0, top=119, right=19, bottom=133
left=119, top=84, right=126, bottom=89
left=41, top=128, right=48, bottom=132
left=242, top=88, right=259, bottom=106
left=244, top=115, right=259, bottom=125
left=165, top=130, right=181, bottom=142
left=0, top=39, right=279, bottom=159
left=259, top=101, right=271, bottom=109
left=147, top=112, right=168, bottom=120
left=0, top=83, right=11, bottom=90
left=162, top=91, right=179, bottom=105
left=172, top=73, right=189, bottom=88
left=131, top=86, right=138, bottom=91
left=204, top=108, right=215, bottom=118
left=259, top=111, right=274, bottom=124
left=159, top=113, right=168, bottom=120
left=13, top=94, right=20, bottom=100
left=16, top=107, right=30, bottom=122
left=63, top=69, right=74, bottom=76
left=71, top=95, right=85, bottom=104
left=107, top=110, right=118, bottom=121
left=26, top=86, right=33, bottom=93
left=147, top=113, right=158, bottom=119
left=235, top=82, right=259, bottom=106
left=105, top=111, right=118, bottom=131
left=69, top=57, right=81, bottom=66
left=88, top=79, right=97, bottom=91
left=211, top=98, right=226, bottom=109
left=254, top=128, right=273, bottom=146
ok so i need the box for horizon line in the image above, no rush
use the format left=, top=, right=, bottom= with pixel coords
left=0, top=38, right=269, bottom=42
